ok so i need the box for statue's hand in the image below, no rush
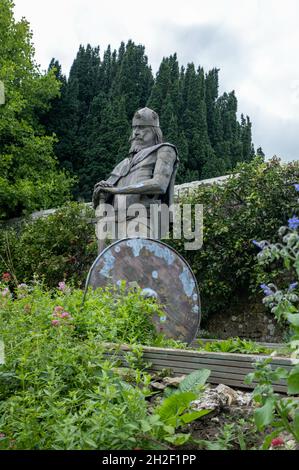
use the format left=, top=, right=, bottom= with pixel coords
left=94, top=180, right=113, bottom=189
left=92, top=181, right=115, bottom=209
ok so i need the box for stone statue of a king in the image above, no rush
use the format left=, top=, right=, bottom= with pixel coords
left=92, top=107, right=179, bottom=252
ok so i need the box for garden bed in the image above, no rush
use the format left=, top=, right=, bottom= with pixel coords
left=105, top=343, right=298, bottom=393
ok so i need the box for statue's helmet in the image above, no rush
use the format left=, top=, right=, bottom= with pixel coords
left=132, top=107, right=160, bottom=127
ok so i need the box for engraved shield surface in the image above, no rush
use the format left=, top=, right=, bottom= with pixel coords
left=85, top=238, right=200, bottom=343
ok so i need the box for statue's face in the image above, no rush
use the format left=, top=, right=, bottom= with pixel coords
left=130, top=125, right=156, bottom=153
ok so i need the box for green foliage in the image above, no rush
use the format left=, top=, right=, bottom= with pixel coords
left=197, top=338, right=272, bottom=355
left=163, top=369, right=211, bottom=398
left=0, top=282, right=211, bottom=449
left=178, top=369, right=211, bottom=392
left=77, top=284, right=165, bottom=345
left=0, top=0, right=75, bottom=219
left=245, top=214, right=299, bottom=447
left=169, top=157, right=299, bottom=317
left=0, top=202, right=97, bottom=288
left=196, top=419, right=258, bottom=450
left=2, top=158, right=298, bottom=322
left=149, top=368, right=212, bottom=446
left=155, top=391, right=211, bottom=429
left=42, top=44, right=256, bottom=200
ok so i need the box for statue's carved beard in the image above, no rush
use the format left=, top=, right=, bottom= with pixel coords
left=129, top=138, right=146, bottom=154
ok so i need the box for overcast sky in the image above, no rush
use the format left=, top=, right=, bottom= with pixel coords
left=13, top=0, right=299, bottom=162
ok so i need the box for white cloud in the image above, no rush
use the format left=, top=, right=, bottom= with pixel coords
left=13, top=0, right=299, bottom=161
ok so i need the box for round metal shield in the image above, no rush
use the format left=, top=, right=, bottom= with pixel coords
left=85, top=238, right=200, bottom=343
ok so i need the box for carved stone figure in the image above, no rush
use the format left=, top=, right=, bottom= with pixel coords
left=92, top=107, right=178, bottom=252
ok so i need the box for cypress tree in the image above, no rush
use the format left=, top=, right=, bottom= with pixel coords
left=112, top=40, right=153, bottom=119
left=41, top=42, right=259, bottom=198
left=240, top=114, right=255, bottom=161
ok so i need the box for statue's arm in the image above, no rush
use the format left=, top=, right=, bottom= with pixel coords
left=92, top=173, right=120, bottom=208
left=104, top=147, right=176, bottom=195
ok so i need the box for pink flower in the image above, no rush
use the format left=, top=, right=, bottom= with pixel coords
left=51, top=319, right=60, bottom=327
left=1, top=288, right=9, bottom=297
left=0, top=433, right=5, bottom=439
left=2, top=272, right=11, bottom=282
left=60, top=311, right=70, bottom=318
left=53, top=306, right=64, bottom=315
left=271, top=437, right=284, bottom=447
left=58, top=281, right=66, bottom=291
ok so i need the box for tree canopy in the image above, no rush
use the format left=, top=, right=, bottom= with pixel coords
left=43, top=45, right=257, bottom=200
left=0, top=0, right=258, bottom=212
left=0, top=0, right=74, bottom=219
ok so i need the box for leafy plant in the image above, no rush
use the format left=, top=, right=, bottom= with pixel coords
left=246, top=202, right=299, bottom=447
left=197, top=337, right=272, bottom=355
left=146, top=390, right=211, bottom=447
left=0, top=202, right=97, bottom=288
left=155, top=391, right=210, bottom=428
left=196, top=418, right=257, bottom=450
left=0, top=0, right=75, bottom=220
left=178, top=369, right=211, bottom=392
left=169, top=157, right=299, bottom=318
left=0, top=280, right=213, bottom=449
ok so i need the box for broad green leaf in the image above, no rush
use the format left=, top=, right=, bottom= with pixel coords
left=140, top=420, right=152, bottom=433
left=287, top=365, right=299, bottom=395
left=271, top=367, right=288, bottom=381
left=293, top=411, right=299, bottom=440
left=164, top=433, right=190, bottom=445
left=181, top=409, right=212, bottom=424
left=254, top=398, right=274, bottom=430
left=179, top=369, right=211, bottom=392
left=156, top=391, right=197, bottom=423
left=287, top=313, right=299, bottom=327
left=83, top=436, right=97, bottom=448
left=162, top=424, right=175, bottom=435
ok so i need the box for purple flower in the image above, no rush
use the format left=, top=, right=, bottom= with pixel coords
left=288, top=282, right=298, bottom=291
left=288, top=216, right=299, bottom=230
left=260, top=283, right=274, bottom=296
left=294, top=184, right=299, bottom=192
left=252, top=240, right=267, bottom=250
left=51, top=319, right=60, bottom=327
left=58, top=281, right=66, bottom=291
left=1, top=288, right=9, bottom=297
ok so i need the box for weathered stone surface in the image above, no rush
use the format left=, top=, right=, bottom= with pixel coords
left=191, top=384, right=253, bottom=412
left=150, top=381, right=167, bottom=390
left=215, top=384, right=238, bottom=406
left=191, top=388, right=227, bottom=412
left=163, top=375, right=186, bottom=387
left=92, top=107, right=179, bottom=252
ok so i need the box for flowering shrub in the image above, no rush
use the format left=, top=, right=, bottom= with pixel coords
left=0, top=202, right=97, bottom=288
left=1, top=272, right=11, bottom=283
left=0, top=281, right=199, bottom=449
left=1, top=158, right=299, bottom=320
left=170, top=157, right=299, bottom=317
left=246, top=196, right=299, bottom=448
